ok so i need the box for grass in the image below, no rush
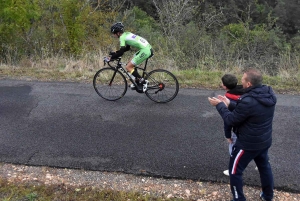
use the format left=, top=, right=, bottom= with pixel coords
left=0, top=177, right=187, bottom=201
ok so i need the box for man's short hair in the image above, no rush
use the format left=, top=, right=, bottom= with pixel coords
left=222, top=74, right=238, bottom=89
left=244, top=68, right=263, bottom=86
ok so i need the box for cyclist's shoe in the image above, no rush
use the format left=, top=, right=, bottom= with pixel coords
left=142, top=80, right=149, bottom=92
left=260, top=192, right=272, bottom=201
left=130, top=83, right=143, bottom=92
left=130, top=84, right=136, bottom=90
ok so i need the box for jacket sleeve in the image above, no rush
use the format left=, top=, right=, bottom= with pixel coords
left=228, top=101, right=236, bottom=111
left=216, top=97, right=253, bottom=128
left=224, top=122, right=233, bottom=138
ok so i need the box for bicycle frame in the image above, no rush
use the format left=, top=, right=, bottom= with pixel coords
left=94, top=56, right=179, bottom=103
left=104, top=57, right=150, bottom=92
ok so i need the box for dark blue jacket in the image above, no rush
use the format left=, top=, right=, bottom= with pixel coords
left=216, top=85, right=277, bottom=150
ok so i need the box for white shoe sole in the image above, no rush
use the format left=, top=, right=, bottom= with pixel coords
left=223, top=170, right=229, bottom=176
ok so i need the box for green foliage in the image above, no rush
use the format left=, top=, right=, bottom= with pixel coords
left=58, top=0, right=86, bottom=54
left=290, top=35, right=300, bottom=52
left=120, top=6, right=158, bottom=36
left=220, top=21, right=288, bottom=74
left=0, top=0, right=117, bottom=62
left=0, top=0, right=40, bottom=63
left=0, top=0, right=40, bottom=42
left=26, top=192, right=38, bottom=201
left=222, top=23, right=247, bottom=41
left=131, top=6, right=157, bottom=29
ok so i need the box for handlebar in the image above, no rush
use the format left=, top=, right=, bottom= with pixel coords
left=103, top=57, right=122, bottom=67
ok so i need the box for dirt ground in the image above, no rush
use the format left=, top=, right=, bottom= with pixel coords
left=0, top=163, right=299, bottom=201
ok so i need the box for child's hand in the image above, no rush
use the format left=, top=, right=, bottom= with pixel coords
left=208, top=97, right=222, bottom=106
left=218, top=95, right=230, bottom=107
left=226, top=138, right=233, bottom=143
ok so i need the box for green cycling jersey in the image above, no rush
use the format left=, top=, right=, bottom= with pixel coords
left=119, top=32, right=151, bottom=50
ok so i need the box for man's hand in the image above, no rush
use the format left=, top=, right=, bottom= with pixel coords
left=218, top=95, right=230, bottom=107
left=208, top=97, right=222, bottom=106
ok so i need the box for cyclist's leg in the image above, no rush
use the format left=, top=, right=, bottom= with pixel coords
left=132, top=48, right=151, bottom=66
left=126, top=48, right=151, bottom=79
left=125, top=61, right=136, bottom=76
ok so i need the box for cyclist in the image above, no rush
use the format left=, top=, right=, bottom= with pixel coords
left=108, top=22, right=153, bottom=89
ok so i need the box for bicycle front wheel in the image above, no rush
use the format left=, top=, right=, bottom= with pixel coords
left=145, top=69, right=179, bottom=103
left=93, top=67, right=127, bottom=101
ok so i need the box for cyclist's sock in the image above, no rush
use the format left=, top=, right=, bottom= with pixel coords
left=127, top=69, right=136, bottom=80
left=131, top=68, right=142, bottom=78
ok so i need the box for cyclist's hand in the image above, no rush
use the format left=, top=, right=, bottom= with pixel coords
left=104, top=57, right=110, bottom=62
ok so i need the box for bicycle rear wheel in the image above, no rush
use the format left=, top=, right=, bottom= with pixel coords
left=145, top=69, right=179, bottom=103
left=93, top=67, right=127, bottom=101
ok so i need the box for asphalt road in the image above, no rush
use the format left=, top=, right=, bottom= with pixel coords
left=0, top=79, right=299, bottom=192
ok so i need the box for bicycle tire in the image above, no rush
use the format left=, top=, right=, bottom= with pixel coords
left=145, top=69, right=179, bottom=103
left=93, top=67, right=127, bottom=101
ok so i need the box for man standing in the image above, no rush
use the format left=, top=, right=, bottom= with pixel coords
left=208, top=68, right=277, bottom=201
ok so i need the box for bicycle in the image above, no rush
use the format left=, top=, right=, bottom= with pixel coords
left=93, top=56, right=179, bottom=103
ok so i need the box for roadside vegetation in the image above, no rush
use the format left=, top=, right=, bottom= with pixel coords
left=0, top=0, right=299, bottom=93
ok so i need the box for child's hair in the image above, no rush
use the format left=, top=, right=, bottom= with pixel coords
left=221, top=74, right=238, bottom=89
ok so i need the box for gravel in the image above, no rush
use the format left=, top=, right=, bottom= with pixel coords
left=0, top=163, right=299, bottom=201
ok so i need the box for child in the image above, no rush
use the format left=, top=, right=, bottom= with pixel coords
left=220, top=74, right=244, bottom=176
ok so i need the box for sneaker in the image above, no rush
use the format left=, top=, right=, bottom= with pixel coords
left=223, top=169, right=229, bottom=176
left=260, top=192, right=272, bottom=201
